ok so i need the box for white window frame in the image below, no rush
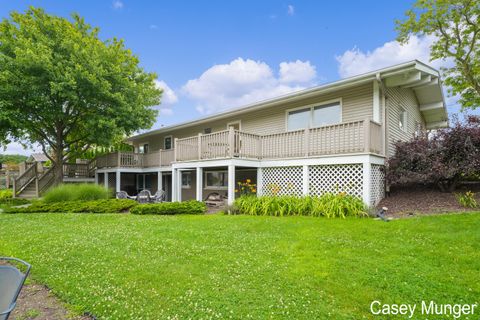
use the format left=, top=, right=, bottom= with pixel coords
left=285, top=98, right=342, bottom=131
left=181, top=172, right=192, bottom=189
left=204, top=170, right=228, bottom=190
left=399, top=109, right=408, bottom=132
left=164, top=135, right=173, bottom=150
left=226, top=120, right=242, bottom=130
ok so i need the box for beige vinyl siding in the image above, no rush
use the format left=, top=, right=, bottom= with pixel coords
left=133, top=83, right=374, bottom=151
left=386, top=87, right=425, bottom=156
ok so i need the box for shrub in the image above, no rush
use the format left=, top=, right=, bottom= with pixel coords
left=456, top=191, right=478, bottom=208
left=0, top=198, right=30, bottom=207
left=43, top=184, right=110, bottom=203
left=131, top=201, right=206, bottom=215
left=234, top=194, right=367, bottom=218
left=0, top=189, right=13, bottom=200
left=387, top=115, right=480, bottom=192
left=5, top=199, right=137, bottom=213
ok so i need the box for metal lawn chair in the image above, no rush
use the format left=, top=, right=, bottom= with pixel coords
left=137, top=190, right=152, bottom=204
left=0, top=257, right=31, bottom=320
left=116, top=191, right=136, bottom=200
left=151, top=190, right=166, bottom=203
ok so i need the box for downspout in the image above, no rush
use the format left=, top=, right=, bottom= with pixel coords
left=376, top=73, right=390, bottom=195
left=375, top=73, right=388, bottom=157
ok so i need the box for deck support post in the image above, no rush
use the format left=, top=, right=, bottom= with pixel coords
left=171, top=168, right=179, bottom=202
left=302, top=165, right=309, bottom=195
left=116, top=171, right=121, bottom=193
left=196, top=167, right=203, bottom=201
left=362, top=161, right=371, bottom=206
left=95, top=173, right=99, bottom=185
left=227, top=165, right=235, bottom=205
left=256, top=168, right=263, bottom=196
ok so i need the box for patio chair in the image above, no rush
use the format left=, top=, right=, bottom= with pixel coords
left=137, top=189, right=152, bottom=204
left=0, top=257, right=31, bottom=320
left=116, top=191, right=136, bottom=200
left=204, top=192, right=227, bottom=207
left=151, top=190, right=166, bottom=203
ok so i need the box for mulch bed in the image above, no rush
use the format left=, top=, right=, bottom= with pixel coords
left=11, top=283, right=92, bottom=320
left=377, top=184, right=480, bottom=218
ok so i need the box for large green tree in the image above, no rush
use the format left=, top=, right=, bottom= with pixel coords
left=396, top=0, right=479, bottom=109
left=0, top=7, right=161, bottom=183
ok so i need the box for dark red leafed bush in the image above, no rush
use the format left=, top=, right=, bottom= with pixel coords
left=387, top=115, right=480, bottom=192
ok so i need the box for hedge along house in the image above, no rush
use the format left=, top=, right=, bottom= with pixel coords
left=92, top=60, right=447, bottom=206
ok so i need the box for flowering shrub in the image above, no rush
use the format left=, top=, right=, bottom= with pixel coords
left=235, top=179, right=256, bottom=196
left=234, top=193, right=367, bottom=218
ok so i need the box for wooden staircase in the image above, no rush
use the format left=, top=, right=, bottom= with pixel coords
left=13, top=160, right=96, bottom=199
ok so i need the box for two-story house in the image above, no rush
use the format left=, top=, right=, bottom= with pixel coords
left=93, top=60, right=447, bottom=206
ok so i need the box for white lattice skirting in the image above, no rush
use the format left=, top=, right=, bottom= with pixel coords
left=261, top=166, right=303, bottom=196
left=260, top=163, right=385, bottom=206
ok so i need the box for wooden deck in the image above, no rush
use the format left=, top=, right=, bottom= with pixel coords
left=96, top=119, right=383, bottom=169
left=96, top=119, right=384, bottom=168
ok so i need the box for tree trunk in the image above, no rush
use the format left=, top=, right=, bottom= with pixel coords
left=53, top=146, right=64, bottom=185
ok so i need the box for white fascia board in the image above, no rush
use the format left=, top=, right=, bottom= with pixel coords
left=385, top=71, right=422, bottom=87
left=420, top=102, right=444, bottom=112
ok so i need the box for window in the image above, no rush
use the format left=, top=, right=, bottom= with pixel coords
left=287, top=100, right=341, bottom=131
left=312, top=102, right=341, bottom=127
left=287, top=108, right=310, bottom=131
left=181, top=172, right=191, bottom=189
left=399, top=109, right=407, bottom=132
left=164, top=136, right=172, bottom=150
left=204, top=128, right=212, bottom=134
left=205, top=171, right=228, bottom=189
left=138, top=144, right=149, bottom=154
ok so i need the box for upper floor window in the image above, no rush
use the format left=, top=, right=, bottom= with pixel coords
left=139, top=143, right=149, bottom=154
left=287, top=100, right=341, bottom=131
left=164, top=136, right=172, bottom=150
left=399, top=109, right=407, bottom=132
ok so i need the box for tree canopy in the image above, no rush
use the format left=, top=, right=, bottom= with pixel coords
left=0, top=7, right=161, bottom=182
left=396, top=0, right=479, bottom=109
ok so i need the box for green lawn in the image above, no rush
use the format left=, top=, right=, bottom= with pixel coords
left=0, top=213, right=479, bottom=319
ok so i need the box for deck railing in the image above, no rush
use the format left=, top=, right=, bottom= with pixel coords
left=95, top=119, right=384, bottom=168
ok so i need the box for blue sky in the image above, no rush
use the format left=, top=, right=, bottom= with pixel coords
left=0, top=0, right=462, bottom=155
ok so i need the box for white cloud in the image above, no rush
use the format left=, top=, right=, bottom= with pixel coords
left=335, top=35, right=450, bottom=78
left=153, top=80, right=178, bottom=116
left=155, top=80, right=178, bottom=105
left=182, top=58, right=317, bottom=115
left=287, top=5, right=295, bottom=16
left=112, top=1, right=124, bottom=9
left=150, top=24, right=158, bottom=30
left=279, top=60, right=316, bottom=84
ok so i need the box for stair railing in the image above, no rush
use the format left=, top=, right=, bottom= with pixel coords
left=13, top=163, right=38, bottom=197
left=38, top=166, right=56, bottom=196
